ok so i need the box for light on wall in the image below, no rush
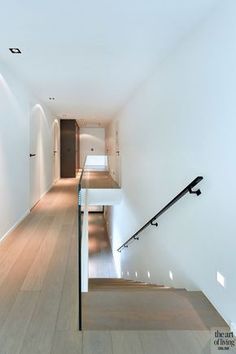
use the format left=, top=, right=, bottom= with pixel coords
left=9, top=48, right=21, bottom=54
left=169, top=271, right=173, bottom=280
left=230, top=322, right=236, bottom=336
left=217, top=271, right=225, bottom=288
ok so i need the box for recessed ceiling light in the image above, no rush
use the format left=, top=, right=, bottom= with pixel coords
left=49, top=97, right=55, bottom=100
left=9, top=48, right=21, bottom=54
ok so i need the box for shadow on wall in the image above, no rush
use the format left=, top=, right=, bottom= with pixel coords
left=30, top=104, right=55, bottom=208
left=0, top=71, right=29, bottom=240
left=0, top=73, right=21, bottom=199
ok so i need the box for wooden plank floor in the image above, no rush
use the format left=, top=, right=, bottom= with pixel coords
left=0, top=178, right=233, bottom=353
left=83, top=289, right=228, bottom=330
left=0, top=179, right=79, bottom=354
left=81, top=171, right=119, bottom=189
left=88, top=213, right=117, bottom=278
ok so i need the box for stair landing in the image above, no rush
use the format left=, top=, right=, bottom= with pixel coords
left=82, top=278, right=228, bottom=330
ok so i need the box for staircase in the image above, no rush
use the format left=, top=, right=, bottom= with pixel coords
left=83, top=277, right=228, bottom=330
left=89, top=278, right=177, bottom=291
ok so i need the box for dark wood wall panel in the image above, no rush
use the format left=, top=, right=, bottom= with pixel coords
left=60, top=119, right=79, bottom=178
left=76, top=124, right=80, bottom=173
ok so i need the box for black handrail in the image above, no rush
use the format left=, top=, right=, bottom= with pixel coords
left=78, top=165, right=86, bottom=331
left=117, top=176, right=203, bottom=252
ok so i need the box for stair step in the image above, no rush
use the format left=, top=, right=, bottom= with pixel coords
left=90, top=280, right=133, bottom=281
left=83, top=290, right=227, bottom=330
left=89, top=283, right=165, bottom=286
left=88, top=277, right=185, bottom=292
left=89, top=278, right=163, bottom=285
left=89, top=286, right=184, bottom=291
left=90, top=284, right=165, bottom=286
left=89, top=288, right=180, bottom=292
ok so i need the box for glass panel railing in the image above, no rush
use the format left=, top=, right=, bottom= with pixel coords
left=84, top=155, right=108, bottom=171
left=78, top=184, right=83, bottom=331
left=77, top=155, right=115, bottom=330
left=77, top=162, right=86, bottom=331
left=81, top=188, right=89, bottom=294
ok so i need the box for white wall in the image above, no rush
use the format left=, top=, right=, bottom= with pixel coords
left=0, top=63, right=30, bottom=240
left=80, top=127, right=105, bottom=166
left=106, top=0, right=236, bottom=328
left=106, top=120, right=120, bottom=184
left=0, top=61, right=56, bottom=240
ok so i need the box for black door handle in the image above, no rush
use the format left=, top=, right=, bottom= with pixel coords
left=30, top=154, right=36, bottom=157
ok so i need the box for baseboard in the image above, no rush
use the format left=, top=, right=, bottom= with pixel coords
left=39, top=182, right=54, bottom=200
left=0, top=209, right=30, bottom=242
left=30, top=182, right=54, bottom=210
left=1, top=181, right=55, bottom=242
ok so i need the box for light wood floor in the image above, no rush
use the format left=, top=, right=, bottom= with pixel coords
left=83, top=287, right=228, bottom=330
left=88, top=213, right=117, bottom=278
left=81, top=171, right=119, bottom=189
left=0, top=179, right=233, bottom=354
left=0, top=179, right=79, bottom=354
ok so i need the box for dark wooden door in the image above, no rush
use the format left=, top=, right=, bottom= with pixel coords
left=60, top=120, right=76, bottom=178
left=76, top=124, right=80, bottom=173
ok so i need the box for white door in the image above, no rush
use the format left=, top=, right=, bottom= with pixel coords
left=53, top=120, right=60, bottom=182
left=30, top=106, right=41, bottom=209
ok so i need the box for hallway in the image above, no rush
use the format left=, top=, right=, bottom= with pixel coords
left=1, top=0, right=236, bottom=346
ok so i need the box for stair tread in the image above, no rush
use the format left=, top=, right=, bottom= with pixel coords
left=83, top=290, right=227, bottom=330
left=89, top=277, right=186, bottom=291
left=89, top=287, right=186, bottom=292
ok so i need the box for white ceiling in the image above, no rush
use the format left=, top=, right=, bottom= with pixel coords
left=0, top=0, right=219, bottom=125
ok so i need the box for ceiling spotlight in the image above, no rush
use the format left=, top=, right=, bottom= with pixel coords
left=49, top=97, right=55, bottom=100
left=9, top=48, right=21, bottom=54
